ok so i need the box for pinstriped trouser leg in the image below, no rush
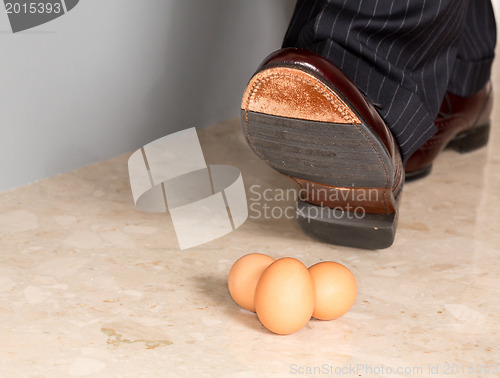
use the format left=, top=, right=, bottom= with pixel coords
left=282, top=0, right=496, bottom=161
left=447, top=0, right=497, bottom=97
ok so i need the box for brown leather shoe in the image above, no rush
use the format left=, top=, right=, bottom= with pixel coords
left=241, top=48, right=404, bottom=249
left=405, top=83, right=493, bottom=180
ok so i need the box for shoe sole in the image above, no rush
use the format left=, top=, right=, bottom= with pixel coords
left=241, top=65, right=398, bottom=249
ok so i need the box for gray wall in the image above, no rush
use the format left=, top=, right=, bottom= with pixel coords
left=0, top=0, right=295, bottom=192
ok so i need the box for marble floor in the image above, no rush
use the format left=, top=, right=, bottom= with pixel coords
left=2, top=43, right=500, bottom=378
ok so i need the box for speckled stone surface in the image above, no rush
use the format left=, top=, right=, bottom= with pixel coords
left=1, top=68, right=500, bottom=378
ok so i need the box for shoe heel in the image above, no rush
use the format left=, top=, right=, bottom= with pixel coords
left=447, top=122, right=490, bottom=153
left=296, top=200, right=397, bottom=250
left=405, top=165, right=433, bottom=182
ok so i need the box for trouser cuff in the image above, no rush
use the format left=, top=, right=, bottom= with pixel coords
left=447, top=56, right=495, bottom=96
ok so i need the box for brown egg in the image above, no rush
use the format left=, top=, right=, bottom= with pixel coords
left=309, top=261, right=357, bottom=320
left=254, top=257, right=315, bottom=335
left=228, top=253, right=274, bottom=312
